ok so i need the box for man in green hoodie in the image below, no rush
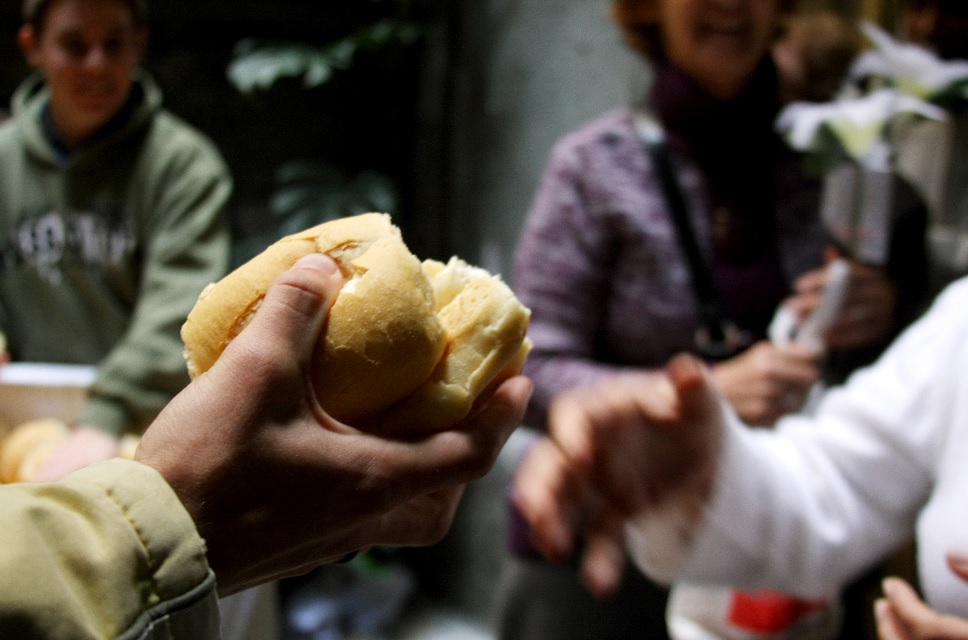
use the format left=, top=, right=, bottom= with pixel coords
left=0, top=0, right=232, bottom=480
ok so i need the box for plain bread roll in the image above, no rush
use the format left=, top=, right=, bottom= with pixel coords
left=181, top=213, right=530, bottom=435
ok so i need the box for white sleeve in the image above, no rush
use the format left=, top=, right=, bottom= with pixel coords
left=627, top=278, right=968, bottom=597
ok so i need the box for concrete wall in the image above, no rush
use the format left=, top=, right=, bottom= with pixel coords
left=446, top=0, right=649, bottom=279
left=405, top=0, right=651, bottom=626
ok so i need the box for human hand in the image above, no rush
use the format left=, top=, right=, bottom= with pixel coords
left=513, top=354, right=724, bottom=598
left=874, top=553, right=968, bottom=640
left=29, top=424, right=119, bottom=482
left=788, top=251, right=896, bottom=350
left=136, top=254, right=532, bottom=596
left=711, top=340, right=822, bottom=426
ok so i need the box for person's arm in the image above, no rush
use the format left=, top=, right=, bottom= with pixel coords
left=0, top=458, right=220, bottom=640
left=658, top=283, right=954, bottom=595
left=516, top=279, right=965, bottom=598
left=1, top=253, right=531, bottom=637
left=136, top=253, right=532, bottom=595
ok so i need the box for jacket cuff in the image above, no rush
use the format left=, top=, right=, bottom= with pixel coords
left=71, top=458, right=211, bottom=604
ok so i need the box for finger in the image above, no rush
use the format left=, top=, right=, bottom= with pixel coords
left=338, top=375, right=532, bottom=498
left=666, top=353, right=723, bottom=427
left=947, top=551, right=968, bottom=583
left=579, top=509, right=627, bottom=600
left=235, top=253, right=343, bottom=360
left=882, top=577, right=935, bottom=630
left=548, top=378, right=666, bottom=514
left=512, top=438, right=587, bottom=562
left=875, top=598, right=912, bottom=640
left=551, top=372, right=677, bottom=468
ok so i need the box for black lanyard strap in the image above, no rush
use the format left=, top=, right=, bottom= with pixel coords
left=635, top=113, right=742, bottom=361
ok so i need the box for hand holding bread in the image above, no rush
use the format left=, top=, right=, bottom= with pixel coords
left=181, top=213, right=531, bottom=437
left=139, top=250, right=533, bottom=594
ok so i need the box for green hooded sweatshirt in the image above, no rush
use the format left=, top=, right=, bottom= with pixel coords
left=0, top=72, right=232, bottom=437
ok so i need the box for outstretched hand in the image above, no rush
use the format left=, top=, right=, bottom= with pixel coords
left=137, top=254, right=532, bottom=596
left=512, top=354, right=725, bottom=598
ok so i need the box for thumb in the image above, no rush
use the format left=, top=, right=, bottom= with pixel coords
left=663, top=353, right=725, bottom=499
left=237, top=253, right=343, bottom=363
left=666, top=353, right=724, bottom=426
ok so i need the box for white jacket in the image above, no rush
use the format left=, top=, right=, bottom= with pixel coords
left=629, top=277, right=968, bottom=615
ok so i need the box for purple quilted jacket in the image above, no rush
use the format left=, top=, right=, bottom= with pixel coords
left=512, top=108, right=829, bottom=428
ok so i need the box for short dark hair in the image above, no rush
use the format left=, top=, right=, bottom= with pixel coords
left=23, top=0, right=147, bottom=34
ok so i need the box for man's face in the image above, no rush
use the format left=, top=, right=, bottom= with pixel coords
left=19, top=0, right=146, bottom=146
left=659, top=0, right=779, bottom=100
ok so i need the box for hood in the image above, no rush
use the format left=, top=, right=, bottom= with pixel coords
left=11, top=70, right=163, bottom=168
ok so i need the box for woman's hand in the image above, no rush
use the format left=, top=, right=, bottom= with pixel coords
left=874, top=553, right=968, bottom=640
left=711, top=340, right=822, bottom=426
left=788, top=252, right=897, bottom=350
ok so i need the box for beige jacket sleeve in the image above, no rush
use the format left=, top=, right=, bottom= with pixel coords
left=0, top=458, right=220, bottom=640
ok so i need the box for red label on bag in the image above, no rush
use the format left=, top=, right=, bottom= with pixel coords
left=727, top=590, right=828, bottom=633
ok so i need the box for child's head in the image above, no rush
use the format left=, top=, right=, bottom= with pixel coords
left=17, top=0, right=148, bottom=147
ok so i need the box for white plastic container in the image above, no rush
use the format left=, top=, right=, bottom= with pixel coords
left=0, top=363, right=96, bottom=436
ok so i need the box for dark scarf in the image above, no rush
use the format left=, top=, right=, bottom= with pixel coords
left=650, top=59, right=785, bottom=265
left=650, top=59, right=795, bottom=339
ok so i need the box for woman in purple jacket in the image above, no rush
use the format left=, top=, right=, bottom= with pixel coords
left=496, top=1, right=928, bottom=639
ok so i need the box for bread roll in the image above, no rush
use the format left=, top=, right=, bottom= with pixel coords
left=0, top=418, right=70, bottom=483
left=181, top=213, right=530, bottom=435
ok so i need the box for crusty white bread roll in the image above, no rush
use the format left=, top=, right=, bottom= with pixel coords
left=0, top=418, right=70, bottom=483
left=181, top=213, right=530, bottom=436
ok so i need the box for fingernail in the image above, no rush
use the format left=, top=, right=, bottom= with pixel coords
left=294, top=253, right=338, bottom=275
